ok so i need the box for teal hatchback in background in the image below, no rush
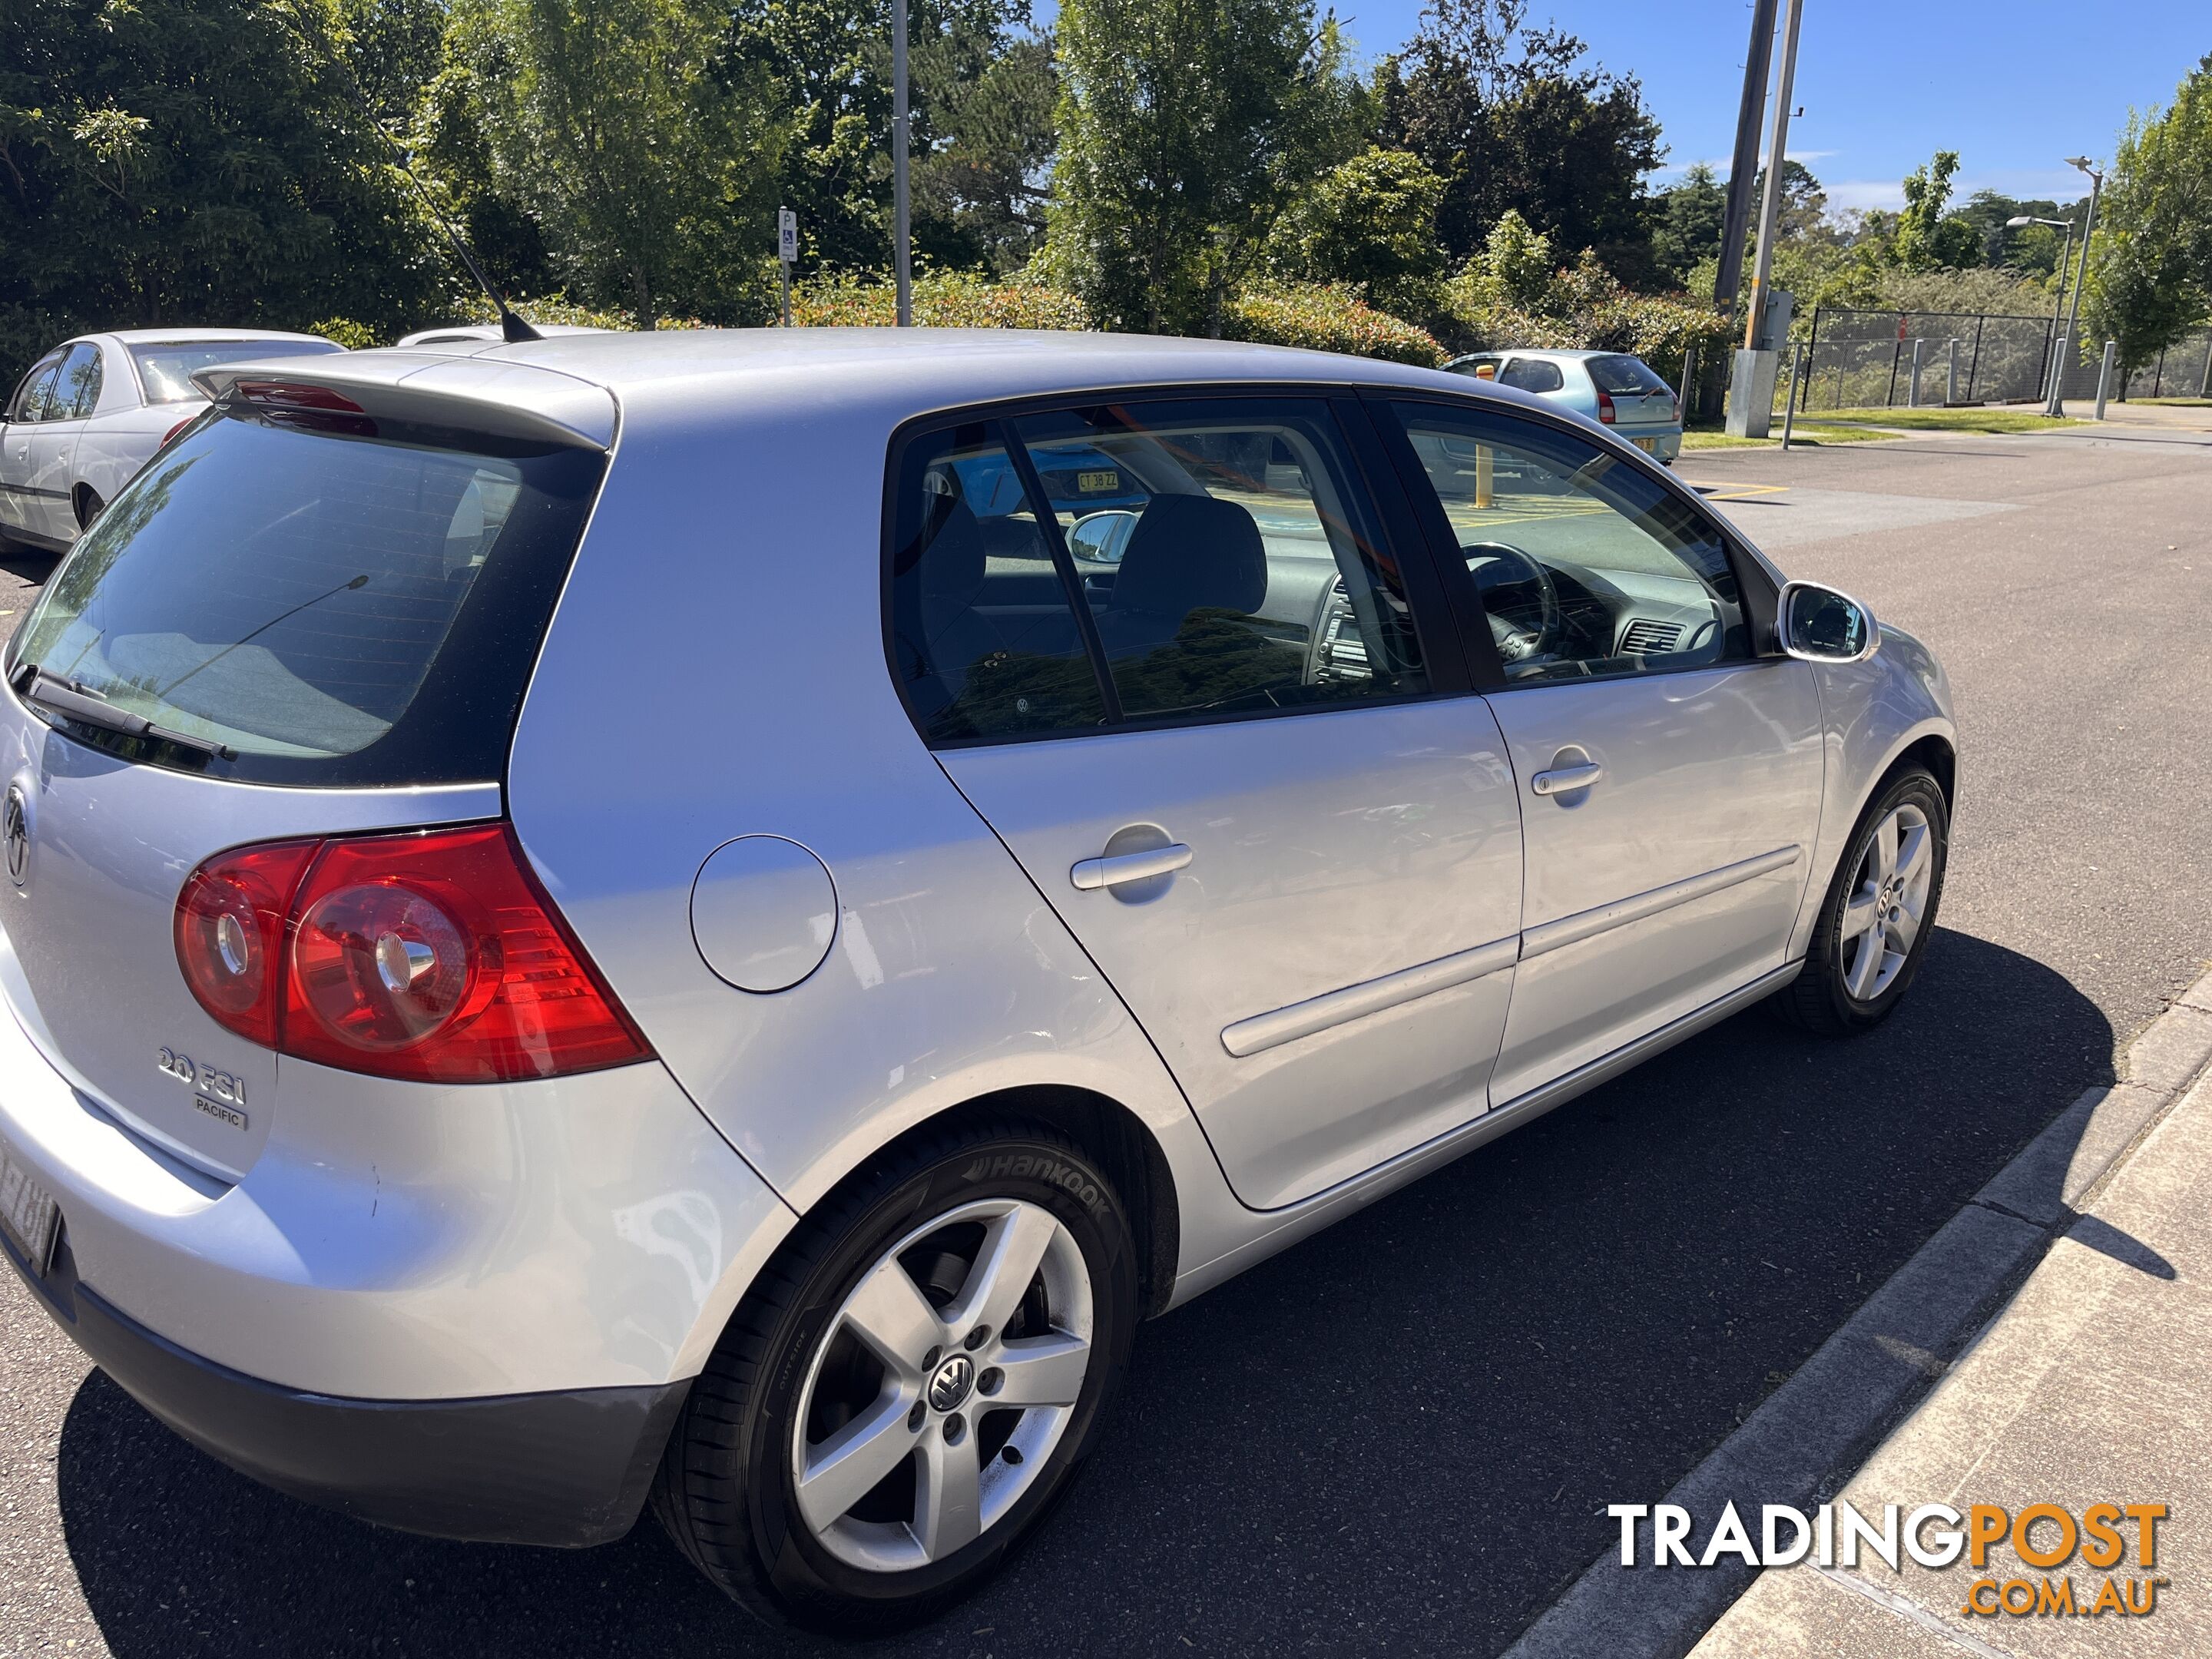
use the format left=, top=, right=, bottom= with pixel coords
left=1445, top=348, right=1683, bottom=465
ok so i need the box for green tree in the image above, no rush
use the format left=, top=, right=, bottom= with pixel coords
left=1891, top=150, right=1982, bottom=270
left=0, top=0, right=445, bottom=380
left=1651, top=161, right=1723, bottom=285
left=2080, top=57, right=2212, bottom=382
left=724, top=0, right=1055, bottom=279
left=454, top=0, right=786, bottom=328
left=1266, top=144, right=1446, bottom=314
left=1376, top=0, right=1661, bottom=280
left=1048, top=0, right=1366, bottom=334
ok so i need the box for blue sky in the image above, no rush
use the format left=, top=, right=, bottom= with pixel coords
left=1037, top=1, right=2204, bottom=213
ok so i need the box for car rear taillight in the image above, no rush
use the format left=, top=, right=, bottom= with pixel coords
left=1596, top=390, right=1616, bottom=424
left=232, top=381, right=366, bottom=414
left=159, top=416, right=198, bottom=450
left=230, top=379, right=374, bottom=437
left=175, top=823, right=651, bottom=1083
left=175, top=839, right=320, bottom=1048
left=1671, top=394, right=1681, bottom=423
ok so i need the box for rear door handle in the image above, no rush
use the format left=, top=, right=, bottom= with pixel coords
left=1531, top=762, right=1603, bottom=796
left=1071, top=843, right=1193, bottom=891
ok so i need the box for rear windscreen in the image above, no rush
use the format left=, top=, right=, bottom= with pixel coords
left=1585, top=355, right=1673, bottom=396
left=8, top=402, right=605, bottom=786
left=129, top=339, right=343, bottom=403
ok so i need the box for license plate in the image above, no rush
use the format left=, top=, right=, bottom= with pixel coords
left=1634, top=437, right=1657, bottom=453
left=0, top=1137, right=61, bottom=1277
left=1075, top=470, right=1120, bottom=493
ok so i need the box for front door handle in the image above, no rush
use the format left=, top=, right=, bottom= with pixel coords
left=1531, top=762, right=1603, bottom=796
left=1071, top=843, right=1193, bottom=891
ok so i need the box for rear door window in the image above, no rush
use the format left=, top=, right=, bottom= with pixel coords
left=1498, top=358, right=1566, bottom=393
left=888, top=422, right=1110, bottom=743
left=887, top=397, right=1432, bottom=746
left=8, top=402, right=605, bottom=785
left=54, top=344, right=102, bottom=419
left=1011, top=400, right=1426, bottom=724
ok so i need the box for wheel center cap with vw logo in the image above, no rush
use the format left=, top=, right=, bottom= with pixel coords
left=4, top=785, right=28, bottom=886
left=928, top=1353, right=975, bottom=1413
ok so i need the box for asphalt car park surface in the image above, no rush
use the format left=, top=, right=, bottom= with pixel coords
left=2, top=417, right=2208, bottom=1657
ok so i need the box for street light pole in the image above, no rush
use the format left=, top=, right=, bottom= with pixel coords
left=892, top=0, right=912, bottom=326
left=2051, top=159, right=2102, bottom=416
left=2007, top=214, right=2073, bottom=409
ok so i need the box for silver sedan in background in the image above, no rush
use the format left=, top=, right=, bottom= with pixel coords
left=0, top=327, right=341, bottom=551
left=0, top=332, right=1952, bottom=1632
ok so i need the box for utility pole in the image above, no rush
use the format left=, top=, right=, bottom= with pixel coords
left=2050, top=158, right=2101, bottom=416
left=1727, top=0, right=1804, bottom=438
left=892, top=0, right=913, bottom=326
left=1704, top=0, right=1779, bottom=422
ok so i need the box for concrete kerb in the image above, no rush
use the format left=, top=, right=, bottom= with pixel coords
left=1500, top=965, right=2212, bottom=1659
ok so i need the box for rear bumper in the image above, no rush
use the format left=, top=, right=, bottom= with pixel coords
left=1621, top=426, right=1683, bottom=463
left=0, top=916, right=797, bottom=1540
left=5, top=1227, right=687, bottom=1545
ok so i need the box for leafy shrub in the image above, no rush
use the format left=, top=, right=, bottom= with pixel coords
left=1222, top=282, right=1448, bottom=366
left=790, top=270, right=1093, bottom=329
left=1442, top=216, right=1730, bottom=385
left=306, top=318, right=380, bottom=350
left=452, top=293, right=704, bottom=333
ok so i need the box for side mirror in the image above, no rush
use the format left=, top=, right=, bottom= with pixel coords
left=1777, top=580, right=1879, bottom=664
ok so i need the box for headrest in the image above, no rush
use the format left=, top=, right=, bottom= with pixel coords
left=912, top=495, right=985, bottom=601
left=1109, top=494, right=1267, bottom=619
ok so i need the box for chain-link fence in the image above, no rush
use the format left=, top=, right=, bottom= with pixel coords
left=1797, top=308, right=2057, bottom=409
left=1792, top=309, right=2212, bottom=412
left=2048, top=328, right=2212, bottom=402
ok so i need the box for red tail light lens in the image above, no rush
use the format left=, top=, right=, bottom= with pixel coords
left=159, top=416, right=198, bottom=450
left=175, top=823, right=651, bottom=1083
left=232, top=381, right=365, bottom=413
left=175, top=839, right=320, bottom=1047
left=1596, top=390, right=1616, bottom=424
left=1671, top=394, right=1681, bottom=423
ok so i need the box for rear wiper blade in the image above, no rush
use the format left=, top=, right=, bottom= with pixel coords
left=22, top=670, right=234, bottom=760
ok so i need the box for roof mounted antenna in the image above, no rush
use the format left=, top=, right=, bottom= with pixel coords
left=282, top=2, right=541, bottom=344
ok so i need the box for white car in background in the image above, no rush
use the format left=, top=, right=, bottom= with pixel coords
left=0, top=329, right=343, bottom=551
left=394, top=323, right=611, bottom=348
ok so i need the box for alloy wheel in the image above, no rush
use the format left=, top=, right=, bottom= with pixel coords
left=790, top=1197, right=1094, bottom=1573
left=1839, top=801, right=1932, bottom=1002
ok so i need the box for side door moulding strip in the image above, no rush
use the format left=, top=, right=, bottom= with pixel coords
left=1519, top=845, right=1802, bottom=962
left=1220, top=935, right=1520, bottom=1058
left=1217, top=846, right=1801, bottom=1060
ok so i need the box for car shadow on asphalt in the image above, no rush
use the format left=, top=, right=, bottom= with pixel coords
left=55, top=928, right=2112, bottom=1659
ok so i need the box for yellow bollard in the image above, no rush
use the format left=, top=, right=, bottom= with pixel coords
left=1475, top=444, right=1492, bottom=510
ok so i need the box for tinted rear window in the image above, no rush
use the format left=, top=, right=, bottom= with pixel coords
left=8, top=403, right=604, bottom=786
left=130, top=339, right=343, bottom=402
left=1585, top=355, right=1672, bottom=396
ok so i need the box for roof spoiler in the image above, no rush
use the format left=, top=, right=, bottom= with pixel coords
left=190, top=354, right=615, bottom=451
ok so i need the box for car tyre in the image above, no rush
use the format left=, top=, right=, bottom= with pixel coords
left=1770, top=767, right=1948, bottom=1035
left=651, top=1119, right=1138, bottom=1634
left=73, top=488, right=104, bottom=533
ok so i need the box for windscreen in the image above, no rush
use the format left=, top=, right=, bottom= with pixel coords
left=8, top=402, right=605, bottom=786
left=1585, top=355, right=1673, bottom=396
left=129, top=339, right=343, bottom=402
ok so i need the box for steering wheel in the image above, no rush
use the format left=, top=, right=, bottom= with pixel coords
left=1463, top=542, right=1561, bottom=664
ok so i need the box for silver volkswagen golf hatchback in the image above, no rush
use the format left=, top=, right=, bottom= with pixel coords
left=0, top=331, right=1953, bottom=1630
